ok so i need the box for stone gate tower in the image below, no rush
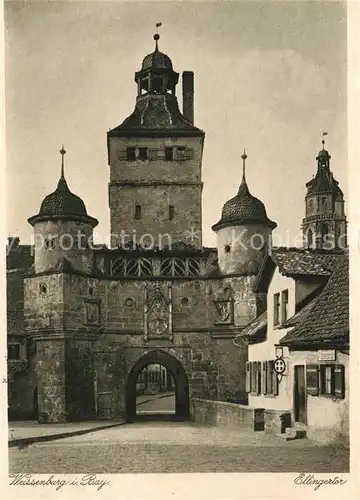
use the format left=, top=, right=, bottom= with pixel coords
left=302, top=139, right=347, bottom=249
left=107, top=34, right=205, bottom=249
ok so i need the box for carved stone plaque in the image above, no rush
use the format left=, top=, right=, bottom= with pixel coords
left=144, top=282, right=172, bottom=340
left=214, top=300, right=234, bottom=325
left=84, top=300, right=100, bottom=326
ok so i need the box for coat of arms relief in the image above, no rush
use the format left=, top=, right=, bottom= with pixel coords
left=144, top=282, right=172, bottom=340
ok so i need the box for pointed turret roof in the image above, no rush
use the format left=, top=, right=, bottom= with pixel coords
left=212, top=151, right=277, bottom=231
left=28, top=147, right=98, bottom=227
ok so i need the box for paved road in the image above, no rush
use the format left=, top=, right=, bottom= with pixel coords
left=9, top=421, right=349, bottom=474
left=136, top=393, right=175, bottom=414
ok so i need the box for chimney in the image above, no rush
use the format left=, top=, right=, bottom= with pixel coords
left=182, top=71, right=194, bottom=124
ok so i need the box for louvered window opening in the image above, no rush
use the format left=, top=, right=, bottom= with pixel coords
left=160, top=258, right=201, bottom=277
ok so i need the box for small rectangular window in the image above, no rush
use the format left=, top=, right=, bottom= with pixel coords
left=273, top=293, right=280, bottom=326
left=138, top=147, right=148, bottom=161
left=126, top=147, right=136, bottom=161
left=281, top=289, right=289, bottom=323
left=169, top=205, right=175, bottom=220
left=8, top=343, right=21, bottom=360
left=135, top=204, right=142, bottom=220
left=165, top=147, right=174, bottom=161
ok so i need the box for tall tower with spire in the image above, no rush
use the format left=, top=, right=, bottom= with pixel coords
left=107, top=34, right=205, bottom=249
left=212, top=151, right=277, bottom=275
left=302, top=137, right=346, bottom=250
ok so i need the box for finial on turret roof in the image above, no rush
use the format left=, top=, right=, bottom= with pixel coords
left=60, top=145, right=66, bottom=179
left=241, top=149, right=248, bottom=183
left=154, top=33, right=160, bottom=51
left=322, top=131, right=328, bottom=150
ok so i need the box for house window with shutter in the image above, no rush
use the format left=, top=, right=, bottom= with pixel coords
left=306, top=364, right=319, bottom=396
left=246, top=362, right=262, bottom=395
left=264, top=360, right=278, bottom=396
left=281, top=289, right=289, bottom=323
left=321, top=365, right=334, bottom=395
left=334, top=364, right=345, bottom=399
left=319, top=364, right=345, bottom=398
left=246, top=362, right=251, bottom=393
left=273, top=293, right=280, bottom=326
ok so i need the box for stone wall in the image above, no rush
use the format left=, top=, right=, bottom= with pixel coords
left=36, top=338, right=66, bottom=423
left=190, top=398, right=264, bottom=431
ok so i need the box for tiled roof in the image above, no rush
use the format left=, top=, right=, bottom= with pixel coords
left=28, top=176, right=98, bottom=227
left=212, top=179, right=276, bottom=231
left=271, top=247, right=341, bottom=277
left=280, top=296, right=319, bottom=329
left=233, top=311, right=267, bottom=343
left=280, top=252, right=349, bottom=346
left=6, top=245, right=33, bottom=270
left=142, top=51, right=173, bottom=71
left=108, top=94, right=204, bottom=137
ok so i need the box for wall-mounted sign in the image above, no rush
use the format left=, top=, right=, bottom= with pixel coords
left=318, top=349, right=336, bottom=361
left=274, top=358, right=286, bottom=374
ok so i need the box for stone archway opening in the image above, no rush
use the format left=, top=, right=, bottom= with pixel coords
left=126, top=350, right=189, bottom=422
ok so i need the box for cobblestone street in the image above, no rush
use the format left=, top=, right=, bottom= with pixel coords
left=9, top=421, right=349, bottom=474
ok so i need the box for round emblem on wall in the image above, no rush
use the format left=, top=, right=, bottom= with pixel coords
left=125, top=297, right=135, bottom=308
left=274, top=358, right=286, bottom=374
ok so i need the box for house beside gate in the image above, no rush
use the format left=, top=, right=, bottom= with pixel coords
left=234, top=248, right=349, bottom=444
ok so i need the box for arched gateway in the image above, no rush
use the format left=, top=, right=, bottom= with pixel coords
left=126, top=350, right=189, bottom=422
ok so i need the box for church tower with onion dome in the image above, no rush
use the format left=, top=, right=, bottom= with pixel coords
left=212, top=151, right=277, bottom=275
left=107, top=34, right=205, bottom=249
left=302, top=138, right=347, bottom=250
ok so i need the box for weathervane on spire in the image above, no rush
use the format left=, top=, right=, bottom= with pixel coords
left=60, top=145, right=66, bottom=178
left=321, top=131, right=328, bottom=149
left=241, top=149, right=248, bottom=183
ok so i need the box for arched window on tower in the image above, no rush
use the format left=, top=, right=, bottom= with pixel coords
left=307, top=229, right=313, bottom=248
left=321, top=223, right=329, bottom=247
left=135, top=204, right=142, bottom=220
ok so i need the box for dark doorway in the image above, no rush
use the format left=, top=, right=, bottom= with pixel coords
left=126, top=350, right=189, bottom=422
left=294, top=365, right=307, bottom=424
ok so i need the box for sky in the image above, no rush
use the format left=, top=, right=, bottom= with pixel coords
left=5, top=0, right=347, bottom=248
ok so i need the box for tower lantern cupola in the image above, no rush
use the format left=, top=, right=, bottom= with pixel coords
left=135, top=34, right=179, bottom=96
